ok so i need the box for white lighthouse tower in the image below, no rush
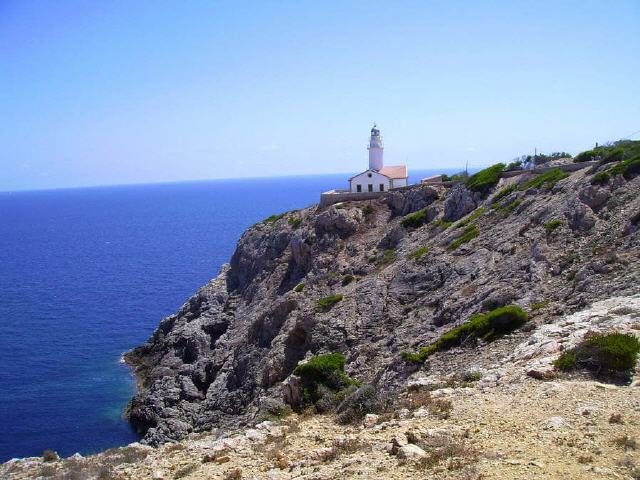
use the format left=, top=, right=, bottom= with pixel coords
left=368, top=124, right=384, bottom=170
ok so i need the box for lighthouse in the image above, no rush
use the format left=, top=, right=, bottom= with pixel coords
left=368, top=124, right=384, bottom=170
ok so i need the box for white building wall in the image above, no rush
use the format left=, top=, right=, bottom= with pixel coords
left=368, top=147, right=384, bottom=170
left=391, top=177, right=408, bottom=188
left=349, top=170, right=390, bottom=193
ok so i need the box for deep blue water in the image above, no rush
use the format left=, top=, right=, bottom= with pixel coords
left=0, top=171, right=441, bottom=461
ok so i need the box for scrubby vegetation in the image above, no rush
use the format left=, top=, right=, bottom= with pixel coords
left=402, top=305, right=528, bottom=363
left=263, top=213, right=285, bottom=223
left=316, top=294, right=343, bottom=310
left=293, top=283, right=305, bottom=292
left=288, top=217, right=302, bottom=229
left=465, top=163, right=505, bottom=195
left=554, top=332, right=640, bottom=380
left=531, top=300, right=550, bottom=311
left=501, top=199, right=522, bottom=215
left=519, top=168, right=569, bottom=191
left=293, top=353, right=360, bottom=409
left=401, top=208, right=430, bottom=228
left=492, top=184, right=516, bottom=203
left=610, top=156, right=640, bottom=179
left=432, top=219, right=452, bottom=230
left=449, top=225, right=479, bottom=250
left=373, top=249, right=397, bottom=266
left=455, top=207, right=485, bottom=228
left=407, top=246, right=430, bottom=260
left=341, top=274, right=355, bottom=286
left=361, top=204, right=375, bottom=216
left=591, top=171, right=611, bottom=185
left=336, top=384, right=391, bottom=424
left=544, top=219, right=563, bottom=233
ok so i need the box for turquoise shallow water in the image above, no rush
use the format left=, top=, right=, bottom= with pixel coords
left=0, top=171, right=441, bottom=461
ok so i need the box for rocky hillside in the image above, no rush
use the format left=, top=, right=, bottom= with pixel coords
left=2, top=145, right=640, bottom=479
left=121, top=150, right=640, bottom=446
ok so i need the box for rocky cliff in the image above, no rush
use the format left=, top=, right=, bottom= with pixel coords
left=123, top=160, right=640, bottom=447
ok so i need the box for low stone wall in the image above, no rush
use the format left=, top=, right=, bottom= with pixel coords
left=319, top=190, right=387, bottom=207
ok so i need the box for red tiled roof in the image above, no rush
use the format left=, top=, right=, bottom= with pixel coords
left=379, top=165, right=408, bottom=179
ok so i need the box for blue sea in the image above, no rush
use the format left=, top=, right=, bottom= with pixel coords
left=0, top=170, right=441, bottom=462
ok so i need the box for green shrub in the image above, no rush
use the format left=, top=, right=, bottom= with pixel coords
left=376, top=249, right=397, bottom=265
left=316, top=294, right=343, bottom=310
left=401, top=208, right=430, bottom=228
left=492, top=184, right=516, bottom=203
left=293, top=283, right=305, bottom=292
left=519, top=168, right=569, bottom=191
left=294, top=353, right=359, bottom=406
left=603, top=148, right=624, bottom=164
left=288, top=217, right=302, bottom=229
left=455, top=207, right=485, bottom=228
left=264, top=213, right=285, bottom=223
left=610, top=155, right=640, bottom=179
left=554, top=333, right=640, bottom=379
left=591, top=171, right=611, bottom=185
left=544, top=219, right=563, bottom=233
left=574, top=148, right=604, bottom=163
left=408, top=246, right=430, bottom=260
left=531, top=300, right=550, bottom=310
left=361, top=205, right=375, bottom=216
left=465, top=163, right=505, bottom=195
left=341, top=274, right=355, bottom=286
left=449, top=225, right=479, bottom=250
left=432, top=219, right=453, bottom=230
left=402, top=305, right=528, bottom=363
left=501, top=199, right=522, bottom=215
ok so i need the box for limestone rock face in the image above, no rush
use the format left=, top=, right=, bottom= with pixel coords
left=124, top=166, right=640, bottom=446
left=443, top=184, right=477, bottom=221
left=386, top=185, right=439, bottom=216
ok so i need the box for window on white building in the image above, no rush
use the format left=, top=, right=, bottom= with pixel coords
left=368, top=184, right=373, bottom=192
left=356, top=184, right=362, bottom=192
left=379, top=183, right=384, bottom=191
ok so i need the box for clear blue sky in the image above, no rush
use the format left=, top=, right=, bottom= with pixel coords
left=1, top=0, right=638, bottom=191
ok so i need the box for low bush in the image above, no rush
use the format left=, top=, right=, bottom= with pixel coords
left=373, top=249, right=396, bottom=266
left=293, top=283, right=305, bottom=292
left=264, top=213, right=285, bottom=223
left=501, top=199, right=522, bottom=215
left=449, top=225, right=479, bottom=250
left=610, top=155, right=640, bottom=179
left=401, top=208, right=430, bottom=228
left=455, top=207, right=485, bottom=228
left=336, top=384, right=391, bottom=424
left=402, top=305, right=528, bottom=363
left=294, top=353, right=359, bottom=407
left=341, top=274, right=355, bottom=286
left=432, top=219, right=453, bottom=230
left=591, top=171, right=611, bottom=185
left=554, top=332, right=640, bottom=380
left=408, top=246, right=430, bottom=260
left=603, top=148, right=625, bottom=164
left=465, top=163, right=505, bottom=195
left=519, top=168, right=569, bottom=191
left=288, top=217, right=302, bottom=229
left=531, top=300, right=550, bottom=311
left=492, top=184, right=516, bottom=203
left=316, top=294, right=343, bottom=310
left=544, top=219, right=563, bottom=233
left=574, top=148, right=604, bottom=163
left=361, top=205, right=375, bottom=216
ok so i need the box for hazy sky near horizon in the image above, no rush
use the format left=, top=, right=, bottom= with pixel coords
left=1, top=1, right=639, bottom=191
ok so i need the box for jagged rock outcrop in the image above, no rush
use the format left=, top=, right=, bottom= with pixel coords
left=125, top=166, right=640, bottom=445
left=443, top=184, right=477, bottom=221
